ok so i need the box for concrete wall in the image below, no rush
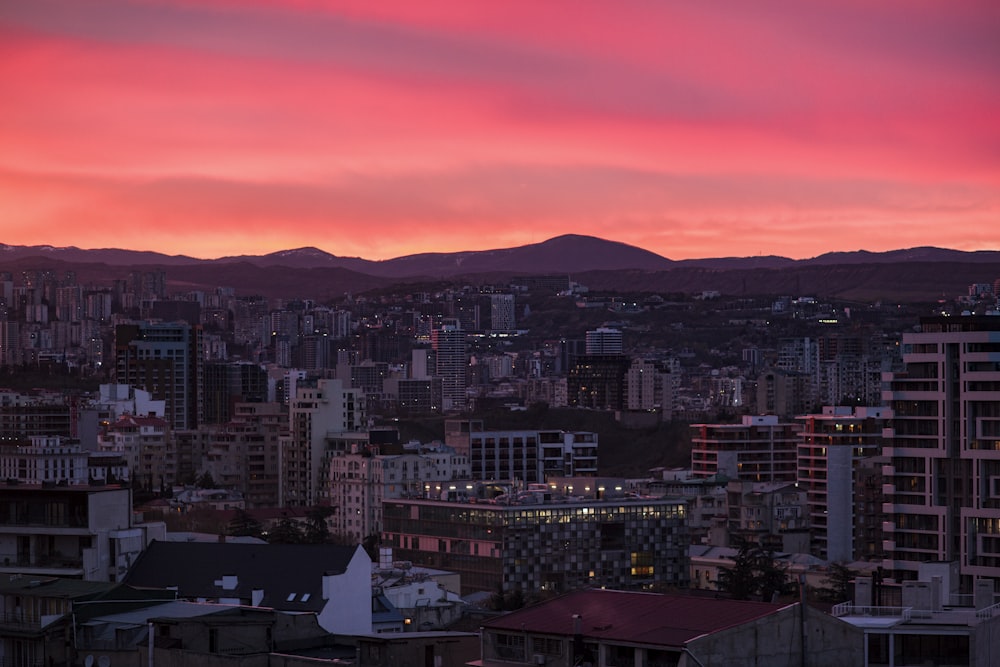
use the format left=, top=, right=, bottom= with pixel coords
left=318, top=545, right=373, bottom=634
left=687, top=603, right=863, bottom=667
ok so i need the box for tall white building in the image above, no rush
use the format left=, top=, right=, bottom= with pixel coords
left=281, top=378, right=364, bottom=507
left=329, top=444, right=470, bottom=541
left=796, top=406, right=888, bottom=562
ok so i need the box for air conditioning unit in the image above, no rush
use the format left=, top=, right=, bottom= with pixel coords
left=533, top=654, right=546, bottom=665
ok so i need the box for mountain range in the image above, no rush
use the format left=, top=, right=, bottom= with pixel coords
left=1, top=235, right=997, bottom=301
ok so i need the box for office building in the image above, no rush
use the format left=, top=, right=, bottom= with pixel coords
left=382, top=496, right=688, bottom=595
left=585, top=327, right=623, bottom=354
left=431, top=323, right=466, bottom=412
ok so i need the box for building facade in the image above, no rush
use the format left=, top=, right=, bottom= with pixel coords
left=382, top=496, right=688, bottom=595
left=691, top=415, right=801, bottom=483
left=881, top=316, right=1000, bottom=588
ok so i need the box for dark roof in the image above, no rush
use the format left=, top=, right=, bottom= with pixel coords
left=0, top=577, right=117, bottom=599
left=123, top=541, right=361, bottom=613
left=483, top=589, right=790, bottom=648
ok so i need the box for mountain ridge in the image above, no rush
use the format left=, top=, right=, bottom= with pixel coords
left=2, top=236, right=997, bottom=302
left=3, top=235, right=997, bottom=276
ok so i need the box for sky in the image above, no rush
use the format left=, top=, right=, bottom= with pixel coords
left=1, top=1, right=998, bottom=261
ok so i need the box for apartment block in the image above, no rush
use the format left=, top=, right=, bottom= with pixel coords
left=691, top=415, right=801, bottom=482
left=796, top=406, right=889, bottom=562
left=881, top=316, right=1000, bottom=588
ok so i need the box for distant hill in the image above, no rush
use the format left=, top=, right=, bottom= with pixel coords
left=1, top=236, right=997, bottom=301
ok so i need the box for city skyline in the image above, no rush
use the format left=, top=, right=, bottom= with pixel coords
left=2, top=1, right=997, bottom=261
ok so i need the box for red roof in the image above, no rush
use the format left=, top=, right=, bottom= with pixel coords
left=484, top=589, right=791, bottom=648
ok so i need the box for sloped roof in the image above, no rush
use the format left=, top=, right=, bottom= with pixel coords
left=0, top=577, right=117, bottom=599
left=484, top=589, right=790, bottom=648
left=123, top=541, right=360, bottom=613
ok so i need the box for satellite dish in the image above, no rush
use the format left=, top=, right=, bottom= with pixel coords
left=84, top=657, right=94, bottom=667
left=98, top=657, right=111, bottom=667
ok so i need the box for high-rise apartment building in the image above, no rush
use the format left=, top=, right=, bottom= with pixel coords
left=114, top=322, right=203, bottom=430
left=881, top=316, right=1000, bottom=587
left=796, top=406, right=888, bottom=562
left=489, top=293, right=516, bottom=332
left=691, top=415, right=800, bottom=483
left=280, top=378, right=364, bottom=507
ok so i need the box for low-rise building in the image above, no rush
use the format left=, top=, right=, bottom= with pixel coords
left=123, top=541, right=373, bottom=635
left=479, top=588, right=862, bottom=667
left=382, top=496, right=688, bottom=595
left=833, top=561, right=1000, bottom=666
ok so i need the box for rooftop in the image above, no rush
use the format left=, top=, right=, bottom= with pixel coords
left=484, top=589, right=790, bottom=648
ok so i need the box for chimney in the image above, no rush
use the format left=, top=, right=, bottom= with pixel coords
left=572, top=614, right=583, bottom=663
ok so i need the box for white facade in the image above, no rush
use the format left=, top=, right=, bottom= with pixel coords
left=329, top=444, right=470, bottom=541
left=0, top=435, right=88, bottom=486
left=281, top=378, right=365, bottom=507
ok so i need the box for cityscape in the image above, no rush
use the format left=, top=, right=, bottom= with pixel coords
left=0, top=236, right=997, bottom=666
left=3, top=1, right=1000, bottom=666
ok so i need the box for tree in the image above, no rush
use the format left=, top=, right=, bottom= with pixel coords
left=227, top=509, right=263, bottom=538
left=816, top=562, right=855, bottom=603
left=717, top=541, right=791, bottom=602
left=303, top=506, right=333, bottom=544
left=196, top=471, right=216, bottom=489
left=266, top=517, right=304, bottom=544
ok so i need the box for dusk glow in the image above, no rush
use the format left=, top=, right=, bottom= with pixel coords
left=1, top=0, right=998, bottom=260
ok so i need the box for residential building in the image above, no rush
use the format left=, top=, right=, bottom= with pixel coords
left=328, top=443, right=470, bottom=541
left=114, top=321, right=204, bottom=430
left=725, top=480, right=810, bottom=553
left=0, top=435, right=89, bottom=486
left=280, top=378, right=364, bottom=507
left=382, top=496, right=688, bottom=595
left=0, top=482, right=164, bottom=582
left=123, top=541, right=374, bottom=635
left=796, top=406, right=889, bottom=562
left=691, top=415, right=801, bottom=482
left=881, top=316, right=1000, bottom=588
left=489, top=293, right=516, bottom=332
left=467, top=428, right=598, bottom=484
left=0, top=578, right=122, bottom=667
left=98, top=414, right=172, bottom=492
left=833, top=561, right=1000, bottom=667
left=479, top=588, right=862, bottom=667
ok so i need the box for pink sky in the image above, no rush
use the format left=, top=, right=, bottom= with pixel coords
left=1, top=0, right=998, bottom=261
